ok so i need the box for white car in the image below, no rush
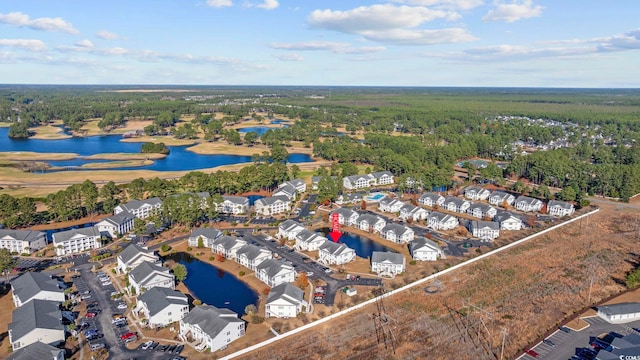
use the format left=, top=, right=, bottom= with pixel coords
left=141, top=341, right=153, bottom=350
left=101, top=281, right=112, bottom=286
left=117, top=302, right=127, bottom=309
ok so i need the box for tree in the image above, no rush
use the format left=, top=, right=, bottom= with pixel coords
left=270, top=145, right=289, bottom=163
left=244, top=304, right=258, bottom=316
left=244, top=131, right=259, bottom=146
left=197, top=236, right=204, bottom=248
left=133, top=218, right=146, bottom=235
left=295, top=272, right=309, bottom=289
left=463, top=161, right=477, bottom=180
left=556, top=186, right=577, bottom=201
left=289, top=164, right=300, bottom=179
left=172, top=263, right=188, bottom=282
left=0, top=248, right=17, bottom=282
left=8, top=122, right=30, bottom=138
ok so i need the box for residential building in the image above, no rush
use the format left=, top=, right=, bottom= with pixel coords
left=355, top=214, right=386, bottom=233
left=279, top=179, right=307, bottom=193
left=398, top=204, right=429, bottom=221
left=330, top=208, right=359, bottom=226
left=318, top=240, right=356, bottom=265
left=514, top=196, right=544, bottom=212
left=8, top=299, right=64, bottom=351
left=0, top=230, right=46, bottom=254
left=254, top=196, right=292, bottom=216
left=493, top=211, right=524, bottom=231
left=418, top=193, right=445, bottom=207
left=294, top=229, right=327, bottom=252
left=380, top=224, right=414, bottom=244
left=179, top=304, right=245, bottom=353
left=214, top=196, right=249, bottom=215
left=235, top=244, right=272, bottom=271
left=442, top=197, right=470, bottom=213
left=7, top=341, right=65, bottom=360
left=342, top=172, right=395, bottom=190
left=378, top=197, right=404, bottom=213
left=136, top=287, right=189, bottom=329
left=547, top=200, right=575, bottom=217
left=410, top=237, right=443, bottom=261
left=256, top=259, right=295, bottom=287
left=426, top=212, right=459, bottom=231
left=189, top=228, right=222, bottom=248
left=11, top=272, right=66, bottom=308
left=128, top=261, right=175, bottom=294
left=95, top=213, right=134, bottom=238
left=114, top=197, right=162, bottom=219
left=277, top=219, right=305, bottom=240
left=466, top=203, right=497, bottom=219
left=463, top=186, right=491, bottom=201
left=211, top=236, right=246, bottom=260
left=371, top=252, right=405, bottom=276
left=468, top=221, right=500, bottom=240
left=52, top=226, right=101, bottom=256
left=116, top=243, right=160, bottom=274
left=265, top=283, right=307, bottom=319
left=371, top=171, right=394, bottom=186
left=272, top=184, right=297, bottom=201
left=488, top=191, right=516, bottom=207
left=335, top=193, right=364, bottom=205
left=597, top=302, right=640, bottom=324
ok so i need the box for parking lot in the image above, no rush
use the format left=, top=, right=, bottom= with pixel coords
left=249, top=216, right=276, bottom=225
left=518, top=316, right=640, bottom=360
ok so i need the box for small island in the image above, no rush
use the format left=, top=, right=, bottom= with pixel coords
left=141, top=142, right=170, bottom=155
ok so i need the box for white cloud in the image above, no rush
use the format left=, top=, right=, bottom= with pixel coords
left=256, top=0, right=279, bottom=10
left=362, top=28, right=476, bottom=45
left=482, top=0, right=542, bottom=23
left=206, top=0, right=233, bottom=7
left=269, top=41, right=386, bottom=54
left=96, top=30, right=120, bottom=40
left=75, top=39, right=94, bottom=48
left=275, top=53, right=304, bottom=61
left=0, top=39, right=47, bottom=52
left=308, top=5, right=454, bottom=33
left=0, top=12, right=79, bottom=34
left=391, top=0, right=484, bottom=10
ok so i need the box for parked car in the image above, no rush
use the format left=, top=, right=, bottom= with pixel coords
left=101, top=281, right=112, bottom=286
left=90, top=342, right=105, bottom=351
left=543, top=339, right=556, bottom=347
left=120, top=332, right=137, bottom=341
left=141, top=341, right=154, bottom=350
left=86, top=312, right=97, bottom=318
left=174, top=344, right=184, bottom=354
left=86, top=333, right=103, bottom=341
left=525, top=349, right=539, bottom=358
left=559, top=326, right=571, bottom=333
left=81, top=294, right=92, bottom=300
left=117, top=302, right=127, bottom=309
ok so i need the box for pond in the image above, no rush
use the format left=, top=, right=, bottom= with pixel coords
left=0, top=127, right=312, bottom=172
left=164, top=252, right=258, bottom=315
left=317, top=228, right=396, bottom=259
left=246, top=194, right=265, bottom=206
left=238, top=125, right=287, bottom=136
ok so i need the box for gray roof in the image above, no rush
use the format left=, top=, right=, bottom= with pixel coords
left=120, top=197, right=162, bottom=212
left=344, top=174, right=370, bottom=183
left=548, top=200, right=573, bottom=210
left=470, top=220, right=499, bottom=230
left=411, top=237, right=441, bottom=252
left=255, top=195, right=290, bottom=207
left=52, top=226, right=101, bottom=245
left=267, top=283, right=304, bottom=305
left=282, top=179, right=305, bottom=188
left=212, top=236, right=244, bottom=251
left=7, top=341, right=65, bottom=360
left=331, top=207, right=358, bottom=218
left=428, top=211, right=455, bottom=222
left=312, top=176, right=337, bottom=184
left=221, top=196, right=249, bottom=205
left=444, top=197, right=468, bottom=207
left=382, top=223, right=412, bottom=236
left=100, top=213, right=134, bottom=227
left=464, top=186, right=486, bottom=194
left=344, top=193, right=363, bottom=201
left=279, top=219, right=303, bottom=231
left=419, top=192, right=444, bottom=202
left=0, top=230, right=44, bottom=244
left=371, top=251, right=404, bottom=265
left=182, top=304, right=242, bottom=339
left=493, top=210, right=522, bottom=223
left=11, top=272, right=64, bottom=304
left=515, top=196, right=541, bottom=205
left=129, top=261, right=172, bottom=285
left=8, top=299, right=63, bottom=341
left=118, top=243, right=156, bottom=265
left=356, top=213, right=384, bottom=224
left=371, top=171, right=393, bottom=179
left=274, top=184, right=296, bottom=196
left=489, top=191, right=513, bottom=200
left=190, top=228, right=222, bottom=240
left=319, top=240, right=354, bottom=256
left=598, top=302, right=640, bottom=317
left=236, top=244, right=269, bottom=261
left=137, top=287, right=188, bottom=317
left=257, top=259, right=293, bottom=277
left=467, top=203, right=494, bottom=212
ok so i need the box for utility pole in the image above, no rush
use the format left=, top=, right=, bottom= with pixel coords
left=500, top=328, right=508, bottom=360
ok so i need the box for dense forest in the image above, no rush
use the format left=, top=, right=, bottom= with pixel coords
left=0, top=86, right=639, bottom=228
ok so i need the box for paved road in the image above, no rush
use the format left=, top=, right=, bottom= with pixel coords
left=588, top=196, right=640, bottom=210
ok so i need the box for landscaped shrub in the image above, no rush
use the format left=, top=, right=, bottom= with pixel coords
left=409, top=260, right=417, bottom=265
left=239, top=271, right=246, bottom=276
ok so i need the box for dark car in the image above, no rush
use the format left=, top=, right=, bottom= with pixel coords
left=173, top=344, right=184, bottom=354
left=543, top=339, right=556, bottom=347
left=559, top=326, right=571, bottom=333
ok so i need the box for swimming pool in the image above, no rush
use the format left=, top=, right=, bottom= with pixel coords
left=366, top=192, right=386, bottom=201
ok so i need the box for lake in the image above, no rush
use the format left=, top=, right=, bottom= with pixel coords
left=238, top=125, right=288, bottom=136
left=0, top=127, right=312, bottom=172
left=164, top=252, right=258, bottom=315
left=318, top=228, right=396, bottom=259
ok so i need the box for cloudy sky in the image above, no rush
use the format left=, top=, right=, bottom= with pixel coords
left=0, top=0, right=638, bottom=87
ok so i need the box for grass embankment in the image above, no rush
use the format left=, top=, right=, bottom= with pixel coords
left=82, top=153, right=167, bottom=161
left=0, top=152, right=78, bottom=161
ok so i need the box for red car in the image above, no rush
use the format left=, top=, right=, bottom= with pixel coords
left=525, top=349, right=539, bottom=358
left=85, top=312, right=97, bottom=318
left=121, top=332, right=137, bottom=340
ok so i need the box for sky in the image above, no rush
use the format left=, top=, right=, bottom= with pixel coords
left=0, top=0, right=639, bottom=87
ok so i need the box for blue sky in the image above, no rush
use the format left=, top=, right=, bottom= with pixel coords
left=0, top=0, right=639, bottom=87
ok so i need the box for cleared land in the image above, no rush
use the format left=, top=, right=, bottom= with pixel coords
left=218, top=203, right=640, bottom=360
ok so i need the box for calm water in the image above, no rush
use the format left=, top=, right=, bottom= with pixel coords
left=246, top=194, right=265, bottom=206
left=165, top=252, right=258, bottom=315
left=0, top=127, right=312, bottom=171
left=318, top=228, right=396, bottom=259
left=44, top=222, right=96, bottom=242
left=238, top=125, right=288, bottom=135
